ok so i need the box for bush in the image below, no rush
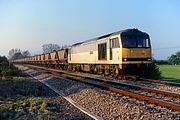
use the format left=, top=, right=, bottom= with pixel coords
left=0, top=56, right=21, bottom=77
left=146, top=63, right=161, bottom=79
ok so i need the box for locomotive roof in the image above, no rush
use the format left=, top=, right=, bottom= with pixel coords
left=72, top=28, right=148, bottom=46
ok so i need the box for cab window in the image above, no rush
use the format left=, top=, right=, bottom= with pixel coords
left=122, top=35, right=150, bottom=48
left=111, top=37, right=120, bottom=48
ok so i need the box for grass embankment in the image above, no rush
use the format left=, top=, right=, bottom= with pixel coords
left=0, top=76, right=63, bottom=119
left=158, top=65, right=180, bottom=83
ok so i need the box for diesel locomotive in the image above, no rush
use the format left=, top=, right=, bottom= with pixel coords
left=13, top=29, right=153, bottom=77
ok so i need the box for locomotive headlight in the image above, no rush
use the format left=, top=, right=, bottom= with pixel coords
left=148, top=58, right=151, bottom=61
left=123, top=58, right=127, bottom=61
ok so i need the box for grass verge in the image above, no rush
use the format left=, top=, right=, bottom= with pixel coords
left=158, top=65, right=180, bottom=83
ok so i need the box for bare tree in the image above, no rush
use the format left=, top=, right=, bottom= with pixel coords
left=8, top=48, right=21, bottom=59
left=22, top=50, right=31, bottom=57
left=11, top=52, right=24, bottom=60
left=61, top=45, right=69, bottom=49
left=8, top=49, right=31, bottom=60
left=42, top=44, right=61, bottom=54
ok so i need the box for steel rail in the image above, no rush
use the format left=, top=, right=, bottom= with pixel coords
left=139, top=78, right=180, bottom=87
left=79, top=76, right=180, bottom=98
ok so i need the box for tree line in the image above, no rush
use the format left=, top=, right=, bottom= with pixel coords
left=8, top=49, right=31, bottom=60
left=1, top=43, right=68, bottom=78
left=154, top=51, right=180, bottom=65
left=42, top=44, right=68, bottom=54
left=8, top=44, right=69, bottom=60
left=168, top=52, right=180, bottom=65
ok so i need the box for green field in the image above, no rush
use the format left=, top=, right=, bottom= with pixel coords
left=158, top=65, right=180, bottom=83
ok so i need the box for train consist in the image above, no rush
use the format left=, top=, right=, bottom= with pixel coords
left=13, top=29, right=153, bottom=77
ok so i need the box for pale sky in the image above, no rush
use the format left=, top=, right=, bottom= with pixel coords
left=0, top=0, right=180, bottom=59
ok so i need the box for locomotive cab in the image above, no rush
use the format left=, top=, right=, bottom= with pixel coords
left=120, top=29, right=152, bottom=75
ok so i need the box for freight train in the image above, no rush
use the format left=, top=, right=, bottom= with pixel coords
left=13, top=29, right=153, bottom=78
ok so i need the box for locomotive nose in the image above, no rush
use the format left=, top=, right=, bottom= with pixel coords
left=130, top=49, right=147, bottom=58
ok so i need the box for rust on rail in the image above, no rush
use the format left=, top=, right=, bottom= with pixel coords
left=108, top=87, right=180, bottom=111
left=138, top=86, right=180, bottom=98
left=139, top=78, right=180, bottom=87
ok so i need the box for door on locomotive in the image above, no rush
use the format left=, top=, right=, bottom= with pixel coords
left=109, top=36, right=120, bottom=62
left=98, top=43, right=107, bottom=60
left=109, top=35, right=121, bottom=63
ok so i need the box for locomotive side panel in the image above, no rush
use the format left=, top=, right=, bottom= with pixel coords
left=69, top=36, right=121, bottom=65
left=69, top=41, right=96, bottom=64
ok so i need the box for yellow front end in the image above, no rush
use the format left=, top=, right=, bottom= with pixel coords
left=121, top=48, right=152, bottom=64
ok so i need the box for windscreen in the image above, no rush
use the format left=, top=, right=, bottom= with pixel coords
left=122, top=35, right=150, bottom=48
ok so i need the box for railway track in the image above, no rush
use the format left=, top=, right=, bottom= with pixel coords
left=58, top=68, right=180, bottom=93
left=18, top=64, right=180, bottom=111
left=138, top=78, right=180, bottom=87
